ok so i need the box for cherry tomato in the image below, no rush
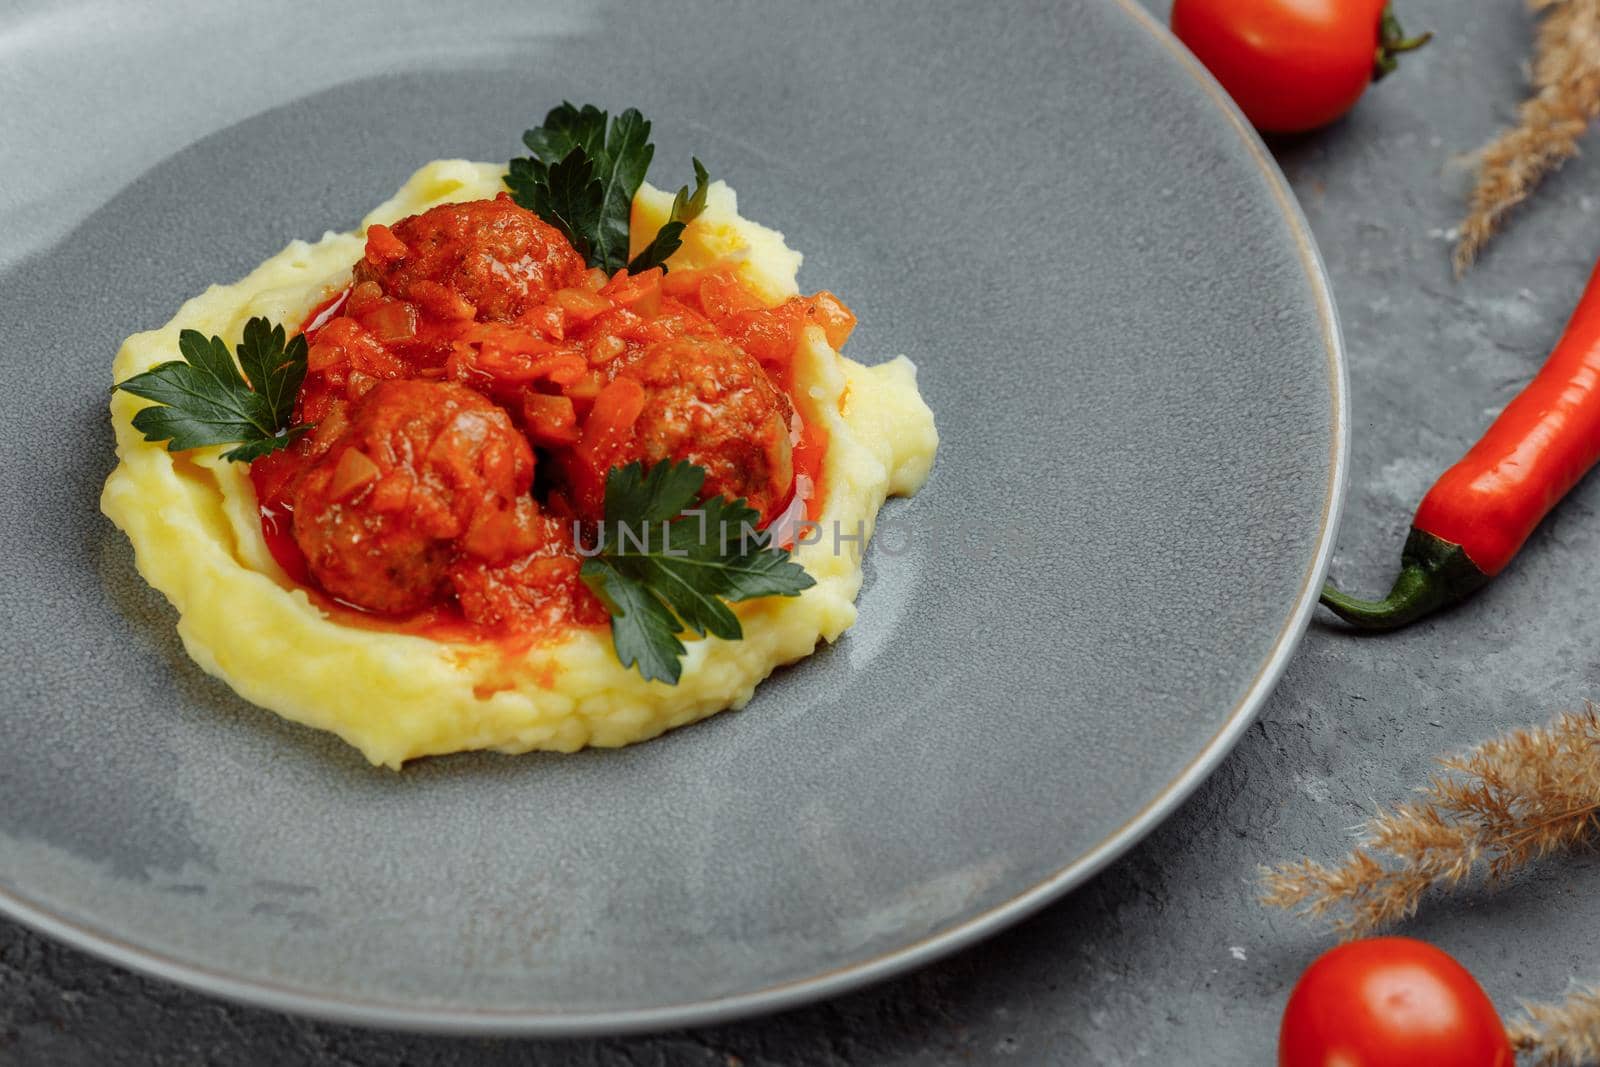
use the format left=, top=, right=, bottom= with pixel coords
left=1279, top=938, right=1513, bottom=1067
left=1170, top=1, right=1431, bottom=134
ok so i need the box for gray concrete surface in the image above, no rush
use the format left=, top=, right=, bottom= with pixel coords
left=5, top=0, right=1598, bottom=1062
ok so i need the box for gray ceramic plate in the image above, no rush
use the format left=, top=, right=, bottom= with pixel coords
left=0, top=0, right=1344, bottom=1035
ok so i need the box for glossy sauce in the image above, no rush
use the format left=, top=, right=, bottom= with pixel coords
left=250, top=196, right=846, bottom=644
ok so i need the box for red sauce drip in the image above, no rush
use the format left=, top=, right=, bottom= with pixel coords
left=252, top=202, right=846, bottom=645
left=794, top=422, right=830, bottom=523
left=299, top=289, right=348, bottom=335
left=255, top=484, right=310, bottom=586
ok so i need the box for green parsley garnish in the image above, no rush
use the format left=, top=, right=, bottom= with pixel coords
left=115, top=316, right=309, bottom=462
left=506, top=102, right=711, bottom=275
left=579, top=460, right=815, bottom=684
left=627, top=157, right=711, bottom=274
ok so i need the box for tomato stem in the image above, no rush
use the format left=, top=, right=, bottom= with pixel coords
left=1374, top=6, right=1433, bottom=82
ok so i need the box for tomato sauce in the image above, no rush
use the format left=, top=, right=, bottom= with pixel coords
left=251, top=195, right=846, bottom=644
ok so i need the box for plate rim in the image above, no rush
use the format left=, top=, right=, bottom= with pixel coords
left=0, top=0, right=1349, bottom=1036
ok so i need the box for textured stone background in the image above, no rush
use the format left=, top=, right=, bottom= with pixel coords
left=7, top=0, right=1600, bottom=1062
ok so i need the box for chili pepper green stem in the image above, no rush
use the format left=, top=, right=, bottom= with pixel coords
left=1319, top=528, right=1490, bottom=631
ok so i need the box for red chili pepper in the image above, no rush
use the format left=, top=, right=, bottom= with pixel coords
left=1323, top=257, right=1600, bottom=629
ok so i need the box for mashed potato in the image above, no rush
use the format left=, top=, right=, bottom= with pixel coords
left=102, top=161, right=937, bottom=768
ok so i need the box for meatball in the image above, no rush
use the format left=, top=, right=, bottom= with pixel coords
left=449, top=511, right=604, bottom=631
left=565, top=336, right=796, bottom=522
left=292, top=379, right=538, bottom=614
left=353, top=195, right=586, bottom=323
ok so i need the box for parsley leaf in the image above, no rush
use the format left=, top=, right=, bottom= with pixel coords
left=116, top=316, right=310, bottom=462
left=521, top=101, right=610, bottom=161
left=582, top=557, right=688, bottom=686
left=507, top=103, right=652, bottom=273
left=506, top=102, right=710, bottom=276
left=628, top=158, right=711, bottom=274
left=522, top=147, right=606, bottom=264
left=579, top=460, right=815, bottom=684
left=590, top=109, right=653, bottom=268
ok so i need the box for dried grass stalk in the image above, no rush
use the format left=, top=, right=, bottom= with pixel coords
left=1259, top=705, right=1600, bottom=937
left=1512, top=986, right=1600, bottom=1066
left=1455, top=0, right=1600, bottom=273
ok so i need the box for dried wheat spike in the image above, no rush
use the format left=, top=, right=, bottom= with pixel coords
left=1260, top=705, right=1600, bottom=937
left=1512, top=986, right=1600, bottom=1066
left=1455, top=0, right=1600, bottom=273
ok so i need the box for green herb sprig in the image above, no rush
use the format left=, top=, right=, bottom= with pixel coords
left=628, top=158, right=711, bottom=274
left=506, top=102, right=711, bottom=275
left=580, top=460, right=814, bottom=684
left=115, top=316, right=310, bottom=462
